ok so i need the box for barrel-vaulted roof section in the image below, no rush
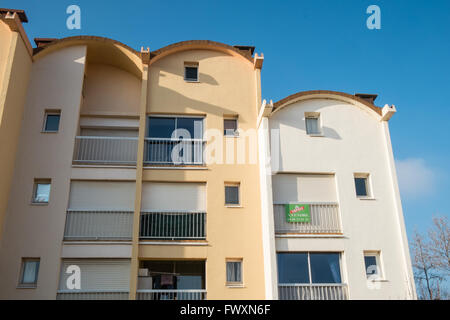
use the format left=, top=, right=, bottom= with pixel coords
left=32, top=36, right=144, bottom=77
left=149, top=40, right=255, bottom=65
left=272, top=90, right=383, bottom=118
left=32, top=38, right=256, bottom=76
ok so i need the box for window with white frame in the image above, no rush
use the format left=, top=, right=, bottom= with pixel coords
left=305, top=113, right=321, bottom=135
left=277, top=252, right=343, bottom=284
left=226, top=259, right=243, bottom=285
left=19, top=258, right=40, bottom=287
left=364, top=251, right=382, bottom=280
left=32, top=179, right=51, bottom=204
left=354, top=173, right=371, bottom=198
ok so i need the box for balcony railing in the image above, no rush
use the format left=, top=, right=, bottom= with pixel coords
left=73, top=136, right=138, bottom=165
left=136, top=289, right=206, bottom=300
left=144, top=138, right=204, bottom=165
left=140, top=211, right=206, bottom=240
left=273, top=203, right=342, bottom=234
left=64, top=210, right=133, bottom=241
left=278, top=284, right=348, bottom=300
left=56, top=290, right=129, bottom=300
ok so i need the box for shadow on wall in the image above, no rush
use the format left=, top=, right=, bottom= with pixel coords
left=158, top=71, right=219, bottom=86
left=149, top=50, right=255, bottom=125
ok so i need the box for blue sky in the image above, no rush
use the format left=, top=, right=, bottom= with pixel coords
left=4, top=0, right=449, bottom=238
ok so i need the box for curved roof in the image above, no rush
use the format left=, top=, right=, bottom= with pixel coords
left=272, top=90, right=382, bottom=117
left=150, top=40, right=254, bottom=65
left=33, top=36, right=144, bottom=76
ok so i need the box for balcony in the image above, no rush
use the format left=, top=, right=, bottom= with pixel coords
left=273, top=203, right=342, bottom=234
left=139, top=211, right=206, bottom=240
left=144, top=138, right=205, bottom=166
left=137, top=260, right=205, bottom=300
left=136, top=289, right=206, bottom=300
left=56, top=290, right=129, bottom=300
left=64, top=210, right=133, bottom=241
left=278, top=284, right=348, bottom=300
left=73, top=136, right=138, bottom=165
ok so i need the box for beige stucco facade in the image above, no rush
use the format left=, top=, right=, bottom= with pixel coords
left=0, top=8, right=266, bottom=300
left=0, top=8, right=416, bottom=301
left=0, top=12, right=32, bottom=245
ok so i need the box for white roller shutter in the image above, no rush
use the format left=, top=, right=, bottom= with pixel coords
left=59, top=259, right=130, bottom=291
left=141, top=182, right=206, bottom=211
left=68, top=181, right=135, bottom=210
left=273, top=174, right=337, bottom=203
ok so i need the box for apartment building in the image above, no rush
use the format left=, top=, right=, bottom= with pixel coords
left=257, top=92, right=416, bottom=300
left=0, top=8, right=266, bottom=300
left=0, top=8, right=416, bottom=300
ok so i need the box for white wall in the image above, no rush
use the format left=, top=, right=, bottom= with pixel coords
left=272, top=174, right=337, bottom=203
left=268, top=98, right=415, bottom=299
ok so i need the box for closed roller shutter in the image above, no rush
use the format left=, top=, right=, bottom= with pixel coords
left=68, top=181, right=135, bottom=210
left=273, top=174, right=337, bottom=203
left=59, top=259, right=130, bottom=291
left=141, top=182, right=206, bottom=211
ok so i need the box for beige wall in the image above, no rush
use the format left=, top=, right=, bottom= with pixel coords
left=0, top=41, right=266, bottom=300
left=0, top=20, right=32, bottom=244
left=144, top=49, right=265, bottom=299
left=0, top=45, right=86, bottom=299
left=81, top=63, right=141, bottom=116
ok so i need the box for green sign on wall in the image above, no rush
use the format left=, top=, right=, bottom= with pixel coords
left=285, top=204, right=311, bottom=223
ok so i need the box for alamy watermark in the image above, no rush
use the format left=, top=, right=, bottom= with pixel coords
left=366, top=5, right=381, bottom=30
left=66, top=5, right=81, bottom=30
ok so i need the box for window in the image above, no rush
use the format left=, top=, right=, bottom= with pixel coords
left=43, top=110, right=61, bottom=132
left=305, top=113, right=321, bottom=135
left=32, top=179, right=51, bottom=204
left=364, top=252, right=382, bottom=280
left=19, top=258, right=40, bottom=287
left=146, top=116, right=204, bottom=165
left=225, top=184, right=240, bottom=205
left=277, top=252, right=342, bottom=284
left=148, top=117, right=203, bottom=139
left=354, top=174, right=370, bottom=197
left=226, top=259, right=242, bottom=285
left=184, top=62, right=199, bottom=82
left=224, top=118, right=238, bottom=136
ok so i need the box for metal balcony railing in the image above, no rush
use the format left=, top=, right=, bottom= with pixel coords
left=64, top=210, right=133, bottom=241
left=278, top=284, right=348, bottom=300
left=136, top=289, right=206, bottom=300
left=73, top=136, right=138, bottom=165
left=140, top=211, right=206, bottom=240
left=144, top=138, right=204, bottom=165
left=56, top=290, right=129, bottom=300
left=273, top=203, right=342, bottom=234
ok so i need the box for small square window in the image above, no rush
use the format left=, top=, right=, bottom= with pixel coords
left=226, top=260, right=242, bottom=285
left=32, top=180, right=51, bottom=204
left=225, top=184, right=240, bottom=205
left=184, top=63, right=199, bottom=82
left=43, top=111, right=61, bottom=132
left=354, top=174, right=370, bottom=197
left=224, top=119, right=238, bottom=136
left=364, top=252, right=382, bottom=280
left=19, top=258, right=40, bottom=286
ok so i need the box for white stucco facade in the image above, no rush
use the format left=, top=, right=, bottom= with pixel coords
left=258, top=93, right=416, bottom=300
